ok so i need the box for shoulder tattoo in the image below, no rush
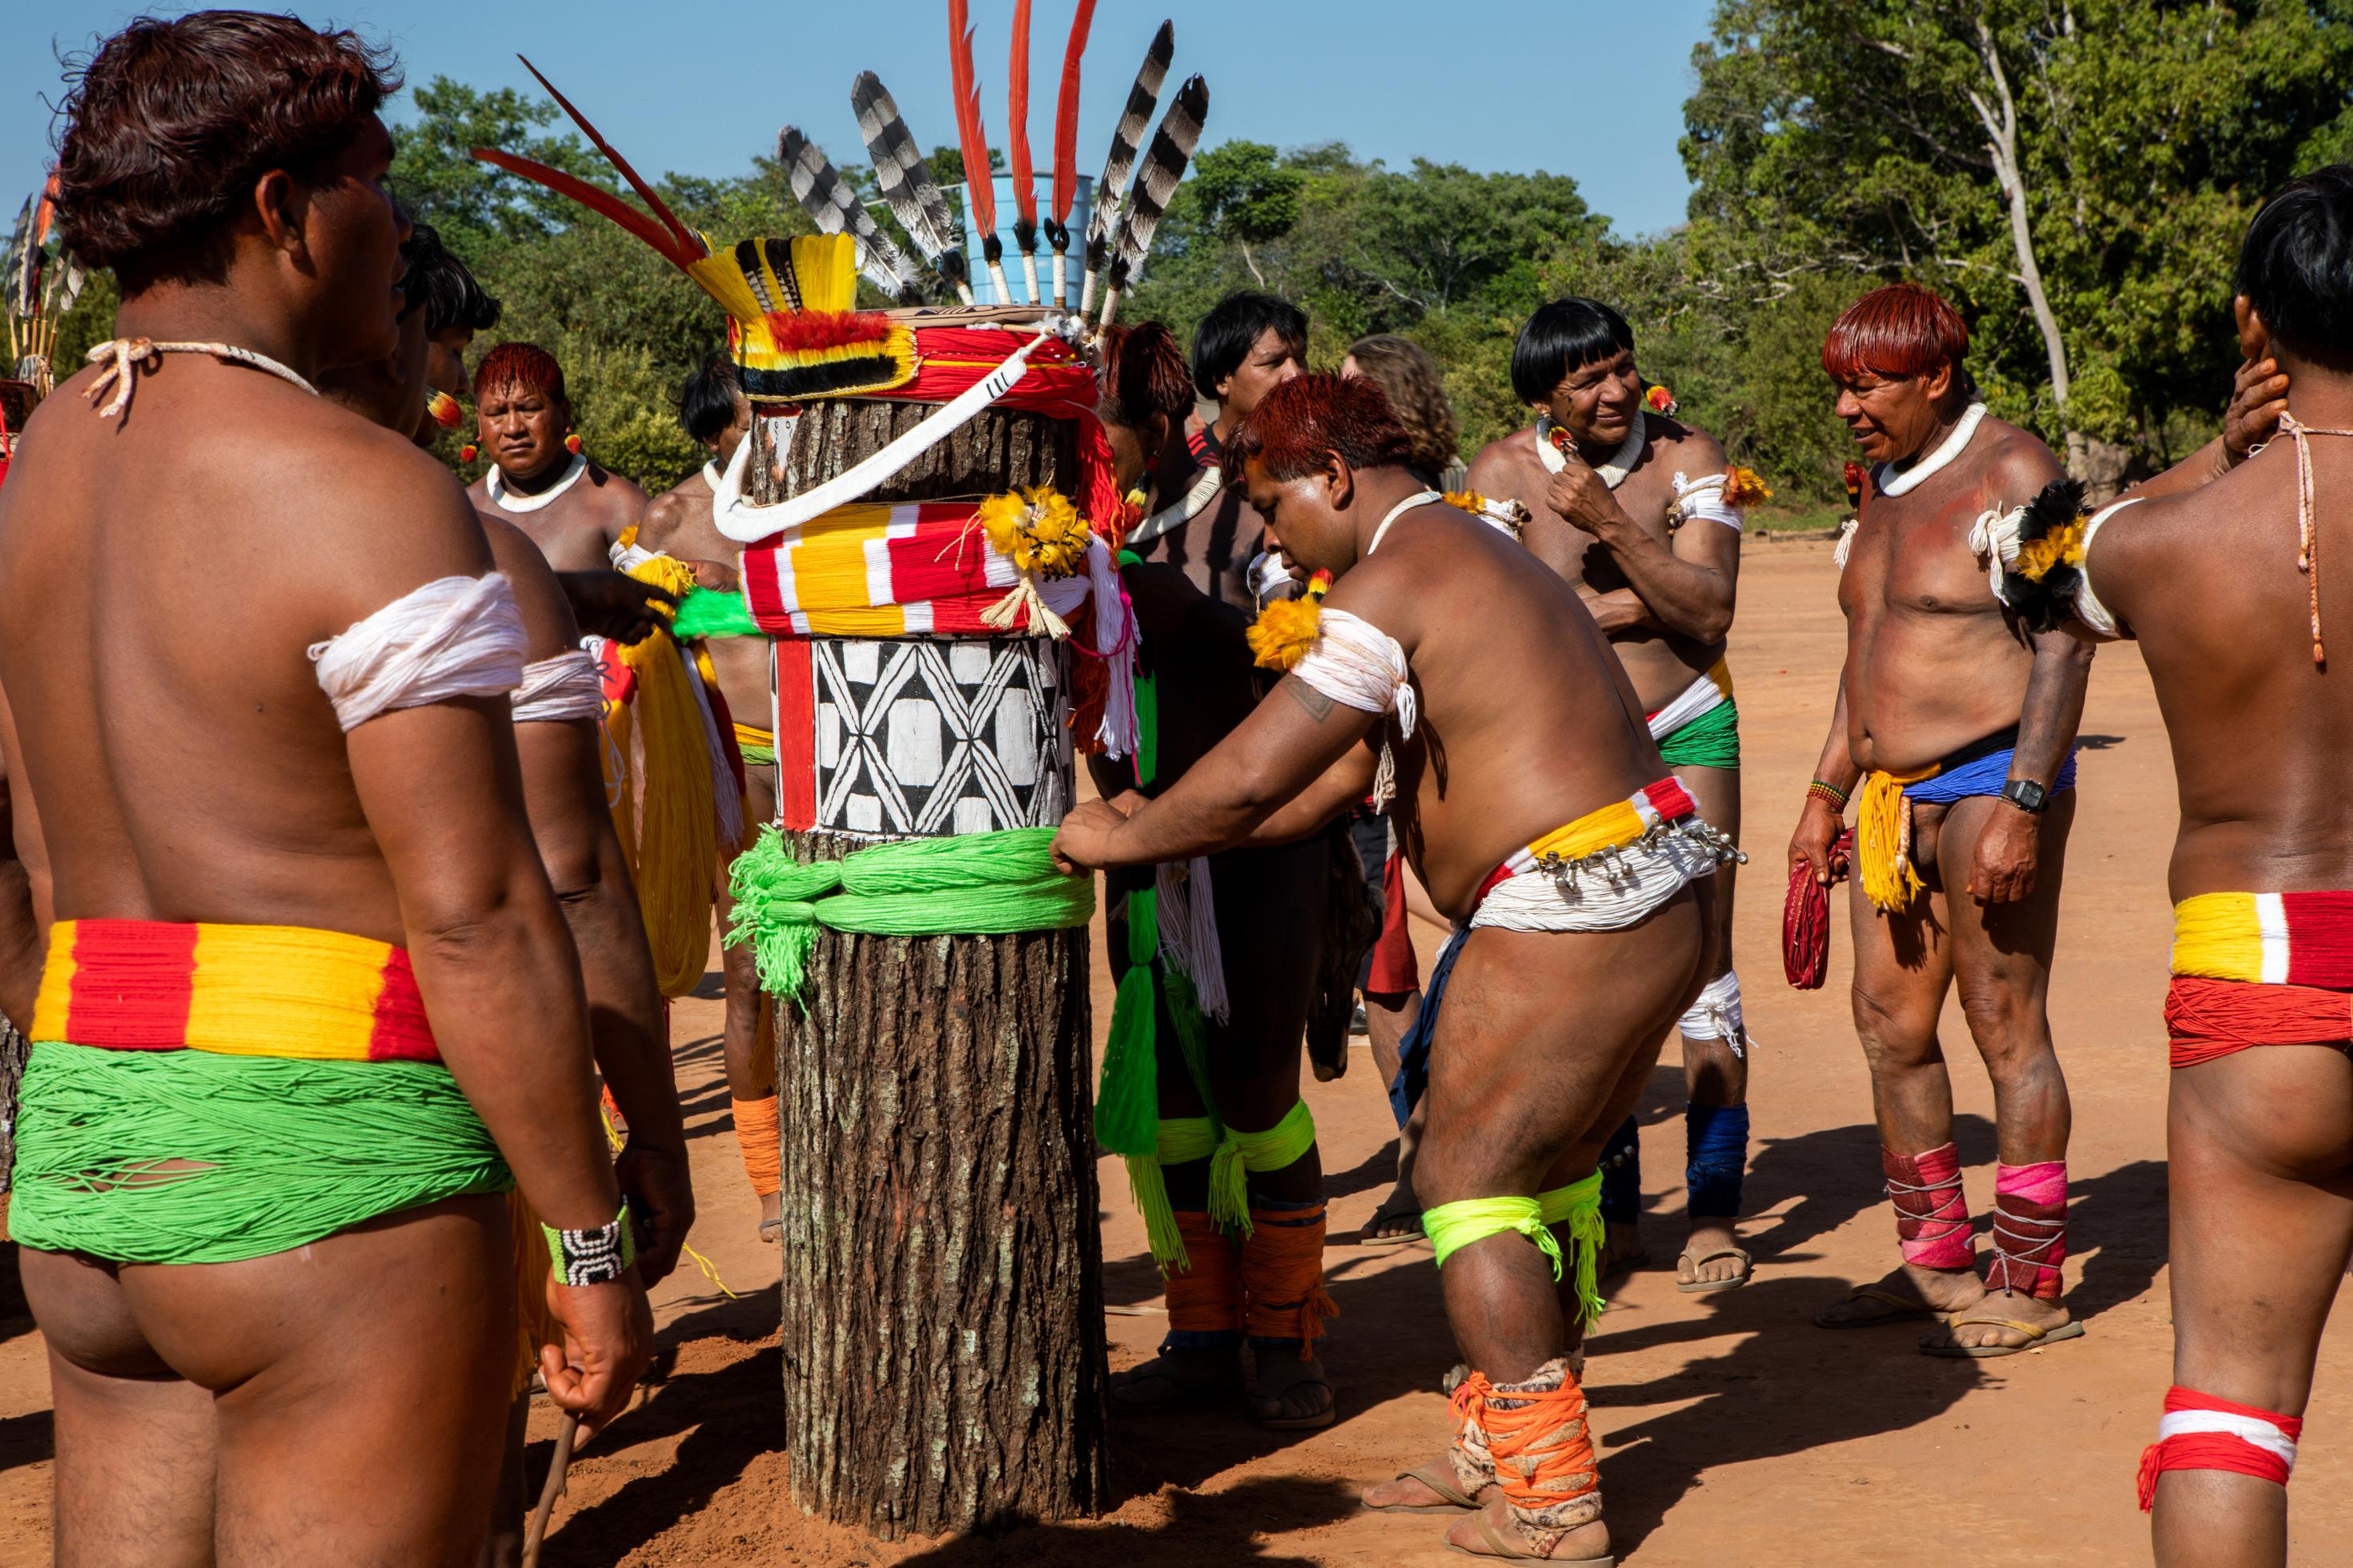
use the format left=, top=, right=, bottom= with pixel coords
left=1282, top=676, right=1336, bottom=722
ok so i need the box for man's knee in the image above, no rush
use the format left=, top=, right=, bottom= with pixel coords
left=1953, top=968, right=2050, bottom=1065
left=1851, top=983, right=1939, bottom=1068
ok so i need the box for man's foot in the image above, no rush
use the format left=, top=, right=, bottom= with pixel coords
left=1361, top=1453, right=1497, bottom=1513
left=1600, top=1221, right=1646, bottom=1280
left=1920, top=1293, right=2081, bottom=1357
left=1813, top=1263, right=1982, bottom=1329
left=1351, top=999, right=1370, bottom=1036
left=1363, top=1178, right=1423, bottom=1245
left=1247, top=1348, right=1335, bottom=1430
left=1443, top=1498, right=1613, bottom=1562
left=757, top=1189, right=781, bottom=1245
left=1675, top=1219, right=1751, bottom=1292
left=1109, top=1345, right=1243, bottom=1413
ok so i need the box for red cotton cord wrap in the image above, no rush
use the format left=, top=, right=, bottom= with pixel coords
left=2164, top=975, right=2353, bottom=1069
left=2138, top=1386, right=2302, bottom=1510
left=1783, top=860, right=1830, bottom=989
left=880, top=328, right=1122, bottom=526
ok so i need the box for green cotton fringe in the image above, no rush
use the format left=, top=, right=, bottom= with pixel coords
left=672, top=587, right=761, bottom=641
left=1539, top=1172, right=1610, bottom=1326
left=6, top=1043, right=512, bottom=1265
left=1653, top=696, right=1741, bottom=769
left=1207, top=1099, right=1317, bottom=1241
left=725, top=824, right=1096, bottom=1004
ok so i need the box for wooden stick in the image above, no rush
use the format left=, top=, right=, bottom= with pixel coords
left=519, top=1411, right=580, bottom=1568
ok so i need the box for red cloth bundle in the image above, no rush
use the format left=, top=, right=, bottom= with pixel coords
left=1783, top=829, right=1853, bottom=989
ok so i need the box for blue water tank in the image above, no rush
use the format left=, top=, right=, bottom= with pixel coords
left=952, top=174, right=1095, bottom=305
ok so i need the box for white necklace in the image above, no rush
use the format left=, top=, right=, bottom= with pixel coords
left=487, top=451, right=588, bottom=512
left=1876, top=403, right=1986, bottom=498
left=1536, top=412, right=1645, bottom=490
left=1367, top=488, right=1445, bottom=555
left=83, top=337, right=317, bottom=421
left=703, top=459, right=723, bottom=490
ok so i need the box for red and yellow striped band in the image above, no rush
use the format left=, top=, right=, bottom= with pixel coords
left=31, top=919, right=440, bottom=1064
left=1478, top=777, right=1700, bottom=901
left=2172, top=892, right=2353, bottom=989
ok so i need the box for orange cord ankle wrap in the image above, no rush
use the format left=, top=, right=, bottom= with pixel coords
left=1240, top=1201, right=1337, bottom=1356
left=1164, top=1209, right=1241, bottom=1333
left=1452, top=1363, right=1602, bottom=1526
left=732, top=1095, right=781, bottom=1197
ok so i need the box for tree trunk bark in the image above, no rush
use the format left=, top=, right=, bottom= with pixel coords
left=749, top=394, right=1110, bottom=1538
left=0, top=1015, right=27, bottom=1317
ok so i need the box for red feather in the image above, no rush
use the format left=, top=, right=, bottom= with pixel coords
left=948, top=0, right=994, bottom=235
left=1051, top=0, right=1096, bottom=225
left=1009, top=0, right=1037, bottom=227
left=516, top=56, right=705, bottom=260
left=31, top=170, right=56, bottom=250
left=468, top=147, right=701, bottom=271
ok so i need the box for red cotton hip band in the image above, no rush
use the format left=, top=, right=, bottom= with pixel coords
left=2164, top=975, right=2353, bottom=1069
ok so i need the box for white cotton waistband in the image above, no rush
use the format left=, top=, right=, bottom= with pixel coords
left=1291, top=608, right=1415, bottom=736
left=2158, top=1410, right=2299, bottom=1469
left=511, top=649, right=606, bottom=724
left=1470, top=823, right=1721, bottom=934
left=1668, top=471, right=1744, bottom=531
left=309, top=574, right=528, bottom=732
left=1647, top=664, right=1731, bottom=740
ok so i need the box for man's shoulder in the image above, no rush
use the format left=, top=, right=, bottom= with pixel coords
left=1973, top=417, right=2064, bottom=493
left=639, top=475, right=718, bottom=554
left=1467, top=427, right=1540, bottom=485
left=1647, top=416, right=1726, bottom=471
left=583, top=463, right=650, bottom=510
left=478, top=514, right=581, bottom=658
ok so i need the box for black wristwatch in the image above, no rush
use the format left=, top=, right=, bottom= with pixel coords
left=2000, top=778, right=2050, bottom=815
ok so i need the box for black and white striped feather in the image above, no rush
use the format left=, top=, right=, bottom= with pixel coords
left=850, top=71, right=969, bottom=290
left=5, top=193, right=38, bottom=319
left=1106, top=74, right=1207, bottom=291
left=777, top=126, right=926, bottom=302
left=1083, top=20, right=1172, bottom=275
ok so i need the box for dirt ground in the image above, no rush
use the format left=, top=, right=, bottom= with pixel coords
left=6, top=535, right=2353, bottom=1564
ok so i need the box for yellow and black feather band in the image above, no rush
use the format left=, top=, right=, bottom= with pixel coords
left=2002, top=476, right=2090, bottom=633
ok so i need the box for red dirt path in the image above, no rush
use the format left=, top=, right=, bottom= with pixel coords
left=5, top=537, right=2351, bottom=1564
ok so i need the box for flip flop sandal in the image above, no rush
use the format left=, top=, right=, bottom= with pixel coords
left=1359, top=1206, right=1426, bottom=1246
left=1110, top=1364, right=1238, bottom=1414
left=1813, top=1282, right=1937, bottom=1329
left=1252, top=1378, right=1337, bottom=1431
left=1363, top=1462, right=1488, bottom=1514
left=757, top=1218, right=781, bottom=1244
left=1447, top=1501, right=1614, bottom=1562
left=1921, top=1315, right=2086, bottom=1359
left=1676, top=1246, right=1753, bottom=1293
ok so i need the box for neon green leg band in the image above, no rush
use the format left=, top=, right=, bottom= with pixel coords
left=1423, top=1195, right=1564, bottom=1281
left=1126, top=1114, right=1219, bottom=1274
left=1207, top=1099, right=1315, bottom=1237
left=1539, top=1172, right=1608, bottom=1325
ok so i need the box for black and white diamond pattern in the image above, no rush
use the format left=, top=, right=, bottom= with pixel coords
left=812, top=638, right=1073, bottom=838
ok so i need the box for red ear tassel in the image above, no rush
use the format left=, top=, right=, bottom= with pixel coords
left=565, top=431, right=584, bottom=456
left=460, top=442, right=479, bottom=464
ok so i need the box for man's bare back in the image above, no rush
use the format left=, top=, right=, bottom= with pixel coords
left=1467, top=415, right=1729, bottom=711
left=1837, top=412, right=2063, bottom=772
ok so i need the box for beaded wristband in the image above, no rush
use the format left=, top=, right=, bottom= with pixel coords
left=1807, top=780, right=1850, bottom=810
left=542, top=1205, right=636, bottom=1286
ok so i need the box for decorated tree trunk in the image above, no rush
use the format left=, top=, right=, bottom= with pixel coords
left=751, top=403, right=1110, bottom=1537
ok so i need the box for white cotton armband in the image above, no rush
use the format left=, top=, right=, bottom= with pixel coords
left=1969, top=503, right=2026, bottom=600
left=1669, top=472, right=1744, bottom=531
left=2072, top=497, right=2142, bottom=641
left=1291, top=608, right=1417, bottom=737
left=510, top=649, right=606, bottom=724
left=309, top=574, right=528, bottom=732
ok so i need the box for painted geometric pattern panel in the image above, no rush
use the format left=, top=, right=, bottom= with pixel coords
left=811, top=637, right=1073, bottom=838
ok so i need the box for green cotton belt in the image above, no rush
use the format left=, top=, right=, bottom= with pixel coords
left=1654, top=697, right=1741, bottom=769
left=1423, top=1171, right=1609, bottom=1325
left=727, top=824, right=1096, bottom=1001
left=6, top=1042, right=512, bottom=1265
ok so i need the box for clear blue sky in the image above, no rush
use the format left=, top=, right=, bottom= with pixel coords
left=4, top=2, right=1718, bottom=249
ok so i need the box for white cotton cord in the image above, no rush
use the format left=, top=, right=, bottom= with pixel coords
left=1471, top=826, right=1721, bottom=934
left=2155, top=1410, right=2299, bottom=1469
left=1875, top=403, right=1986, bottom=498
left=1078, top=536, right=1139, bottom=759
left=610, top=537, right=663, bottom=571
left=677, top=644, right=745, bottom=851
left=1833, top=519, right=1860, bottom=571
left=309, top=574, right=528, bottom=732
left=1128, top=462, right=1224, bottom=548
left=1668, top=471, right=1744, bottom=531
left=1291, top=609, right=1415, bottom=735
left=2073, top=498, right=2142, bottom=640
left=1968, top=503, right=2026, bottom=600
left=511, top=650, right=606, bottom=724
left=1536, top=412, right=1646, bottom=489
left=1154, top=856, right=1231, bottom=1022
left=1366, top=490, right=1444, bottom=556
left=1676, top=969, right=1750, bottom=1057
left=486, top=453, right=588, bottom=513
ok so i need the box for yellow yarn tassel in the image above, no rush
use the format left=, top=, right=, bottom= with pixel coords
left=618, top=561, right=721, bottom=999
left=1855, top=769, right=1930, bottom=912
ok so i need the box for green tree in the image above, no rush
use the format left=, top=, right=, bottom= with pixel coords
left=389, top=78, right=604, bottom=255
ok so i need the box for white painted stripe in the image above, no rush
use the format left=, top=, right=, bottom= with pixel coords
left=1646, top=667, right=1727, bottom=740
left=2258, top=892, right=2291, bottom=985
left=2158, top=1410, right=2298, bottom=1469
left=902, top=601, right=933, bottom=635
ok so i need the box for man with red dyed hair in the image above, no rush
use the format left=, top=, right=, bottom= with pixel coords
left=1056, top=373, right=1730, bottom=1559
left=1793, top=281, right=2094, bottom=1355
left=464, top=341, right=648, bottom=571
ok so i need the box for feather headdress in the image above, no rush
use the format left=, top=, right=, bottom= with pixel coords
left=473, top=62, right=915, bottom=402
left=853, top=70, right=974, bottom=304
left=1082, top=20, right=1173, bottom=317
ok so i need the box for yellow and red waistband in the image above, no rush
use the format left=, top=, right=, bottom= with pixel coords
left=2171, top=892, right=2353, bottom=989
left=1474, top=777, right=1698, bottom=904
left=32, top=918, right=440, bottom=1064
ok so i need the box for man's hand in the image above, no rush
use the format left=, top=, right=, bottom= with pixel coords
left=2223, top=356, right=2289, bottom=467
left=1051, top=798, right=1131, bottom=875
left=1789, top=793, right=1849, bottom=888
left=614, top=1139, right=695, bottom=1288
left=682, top=558, right=739, bottom=593
left=1968, top=801, right=2041, bottom=904
left=1544, top=451, right=1631, bottom=539
left=560, top=571, right=680, bottom=645
left=542, top=1273, right=654, bottom=1445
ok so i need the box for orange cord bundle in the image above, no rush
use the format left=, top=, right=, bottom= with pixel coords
left=1239, top=1201, right=1339, bottom=1357
left=731, top=1095, right=781, bottom=1197
left=1451, top=1363, right=1602, bottom=1523
left=1163, top=1209, right=1241, bottom=1334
